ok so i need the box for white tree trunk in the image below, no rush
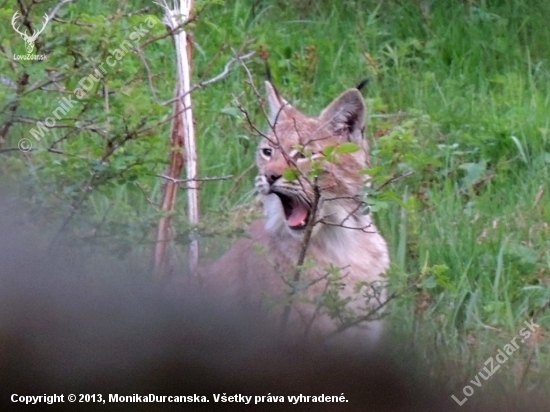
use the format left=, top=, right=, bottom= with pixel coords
left=157, top=0, right=199, bottom=275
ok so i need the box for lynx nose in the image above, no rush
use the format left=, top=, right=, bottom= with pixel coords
left=265, top=171, right=281, bottom=185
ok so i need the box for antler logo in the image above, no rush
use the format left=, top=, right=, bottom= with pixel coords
left=11, top=11, right=49, bottom=54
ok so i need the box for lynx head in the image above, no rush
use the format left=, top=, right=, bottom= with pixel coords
left=256, top=82, right=371, bottom=239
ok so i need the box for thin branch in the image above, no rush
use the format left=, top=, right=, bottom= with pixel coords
left=45, top=0, right=74, bottom=22
left=0, top=146, right=64, bottom=154
left=124, top=6, right=152, bottom=17
left=0, top=147, right=23, bottom=154
left=160, top=51, right=256, bottom=106
left=135, top=182, right=161, bottom=208
left=303, top=269, right=346, bottom=338
left=280, top=181, right=321, bottom=332
left=370, top=111, right=410, bottom=118
left=237, top=54, right=281, bottom=138
left=49, top=17, right=94, bottom=27
left=111, top=0, right=129, bottom=20
left=0, top=45, right=17, bottom=72
left=328, top=270, right=431, bottom=337
left=142, top=0, right=210, bottom=50
left=233, top=96, right=269, bottom=139
left=375, top=170, right=415, bottom=191
left=157, top=174, right=233, bottom=184
left=317, top=218, right=375, bottom=234
left=138, top=20, right=192, bottom=49
left=135, top=46, right=159, bottom=104
left=220, top=161, right=256, bottom=208
left=197, top=44, right=228, bottom=84
left=16, top=72, right=68, bottom=98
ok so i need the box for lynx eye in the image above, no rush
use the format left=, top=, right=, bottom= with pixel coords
left=290, top=149, right=307, bottom=161
left=260, top=148, right=273, bottom=159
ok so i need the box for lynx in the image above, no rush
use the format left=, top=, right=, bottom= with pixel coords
left=201, top=82, right=390, bottom=342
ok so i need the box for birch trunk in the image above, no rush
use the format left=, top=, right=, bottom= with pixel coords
left=155, top=0, right=199, bottom=277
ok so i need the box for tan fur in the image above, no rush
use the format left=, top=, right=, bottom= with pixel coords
left=201, top=82, right=390, bottom=343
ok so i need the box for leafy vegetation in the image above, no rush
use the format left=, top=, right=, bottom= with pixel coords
left=1, top=0, right=549, bottom=399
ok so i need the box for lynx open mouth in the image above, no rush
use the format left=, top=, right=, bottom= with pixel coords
left=273, top=192, right=311, bottom=230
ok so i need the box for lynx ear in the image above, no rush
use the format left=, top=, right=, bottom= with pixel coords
left=265, top=81, right=292, bottom=125
left=320, top=89, right=366, bottom=143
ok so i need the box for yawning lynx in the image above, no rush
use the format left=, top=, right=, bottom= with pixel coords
left=201, top=82, right=390, bottom=342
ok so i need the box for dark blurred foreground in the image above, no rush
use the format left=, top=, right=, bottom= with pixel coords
left=0, top=190, right=547, bottom=411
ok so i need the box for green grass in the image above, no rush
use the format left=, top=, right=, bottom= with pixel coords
left=1, top=0, right=550, bottom=395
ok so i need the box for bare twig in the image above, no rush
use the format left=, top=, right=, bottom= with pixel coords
left=375, top=170, right=415, bottom=191
left=233, top=96, right=270, bottom=139
left=135, top=182, right=161, bottom=208
left=143, top=0, right=212, bottom=50
left=160, top=51, right=255, bottom=106
left=220, top=161, right=256, bottom=208
left=135, top=46, right=159, bottom=104
left=157, top=174, right=233, bottom=184
left=0, top=44, right=17, bottom=72
left=328, top=269, right=431, bottom=337
left=303, top=269, right=346, bottom=338
left=46, top=0, right=74, bottom=21
left=197, top=44, right=228, bottom=83
left=318, top=219, right=375, bottom=233
left=0, top=146, right=64, bottom=154
left=370, top=112, right=410, bottom=118
left=280, top=181, right=321, bottom=332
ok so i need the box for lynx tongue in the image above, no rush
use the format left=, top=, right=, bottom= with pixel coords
left=287, top=198, right=309, bottom=229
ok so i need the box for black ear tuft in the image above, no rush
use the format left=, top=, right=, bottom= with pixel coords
left=265, top=60, right=273, bottom=84
left=356, top=78, right=370, bottom=92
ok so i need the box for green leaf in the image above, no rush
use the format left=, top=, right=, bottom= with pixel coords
left=221, top=107, right=242, bottom=118
left=323, top=145, right=336, bottom=158
left=422, top=275, right=437, bottom=289
left=283, top=169, right=299, bottom=181
left=335, top=142, right=360, bottom=154
left=459, top=160, right=487, bottom=189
